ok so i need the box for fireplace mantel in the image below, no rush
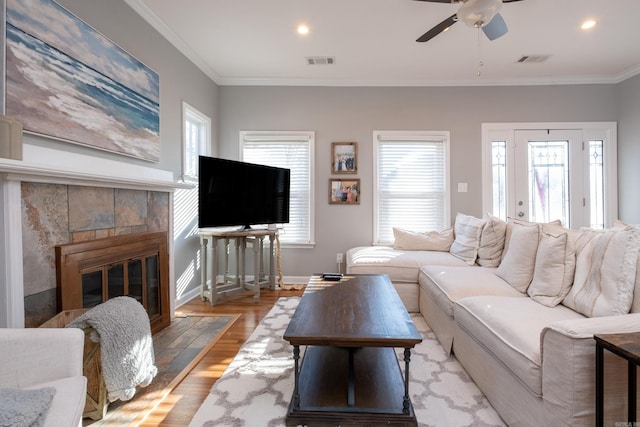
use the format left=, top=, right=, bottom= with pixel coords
left=0, top=144, right=191, bottom=191
left=0, top=142, right=191, bottom=328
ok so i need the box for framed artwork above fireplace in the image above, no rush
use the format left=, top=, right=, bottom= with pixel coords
left=4, top=0, right=161, bottom=162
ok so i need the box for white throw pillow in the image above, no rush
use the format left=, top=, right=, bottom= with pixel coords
left=495, top=221, right=540, bottom=292
left=392, top=227, right=454, bottom=251
left=563, top=227, right=640, bottom=317
left=501, top=218, right=562, bottom=261
left=449, top=213, right=484, bottom=265
left=527, top=231, right=576, bottom=307
left=477, top=213, right=507, bottom=268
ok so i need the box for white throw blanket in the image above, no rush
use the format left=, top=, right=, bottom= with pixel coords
left=67, top=296, right=157, bottom=402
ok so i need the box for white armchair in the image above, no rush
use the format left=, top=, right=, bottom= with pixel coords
left=0, top=328, right=87, bottom=427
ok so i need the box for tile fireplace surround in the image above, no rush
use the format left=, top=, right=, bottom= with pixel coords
left=24, top=183, right=169, bottom=327
left=0, top=144, right=185, bottom=328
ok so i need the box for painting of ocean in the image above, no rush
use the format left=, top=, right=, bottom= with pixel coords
left=5, top=0, right=160, bottom=162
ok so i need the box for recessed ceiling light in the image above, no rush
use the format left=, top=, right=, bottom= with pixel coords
left=581, top=20, right=596, bottom=30
left=297, top=24, right=309, bottom=35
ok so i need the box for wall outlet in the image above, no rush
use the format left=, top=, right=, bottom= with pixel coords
left=336, top=253, right=344, bottom=264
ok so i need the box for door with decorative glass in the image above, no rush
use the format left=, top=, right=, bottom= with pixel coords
left=488, top=126, right=609, bottom=229
left=513, top=130, right=584, bottom=227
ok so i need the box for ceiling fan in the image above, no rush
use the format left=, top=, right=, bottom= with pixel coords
left=414, top=0, right=523, bottom=43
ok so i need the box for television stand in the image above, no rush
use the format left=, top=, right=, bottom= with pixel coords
left=199, top=228, right=278, bottom=305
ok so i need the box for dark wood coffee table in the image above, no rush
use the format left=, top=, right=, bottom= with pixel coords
left=283, top=274, right=422, bottom=426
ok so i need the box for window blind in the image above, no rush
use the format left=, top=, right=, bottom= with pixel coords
left=242, top=132, right=314, bottom=245
left=375, top=132, right=449, bottom=244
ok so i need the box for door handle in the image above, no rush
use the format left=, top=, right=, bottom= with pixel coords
left=517, top=211, right=525, bottom=218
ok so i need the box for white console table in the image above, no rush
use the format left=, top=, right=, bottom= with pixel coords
left=199, top=228, right=278, bottom=305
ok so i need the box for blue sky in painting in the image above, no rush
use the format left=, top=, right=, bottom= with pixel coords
left=5, top=0, right=160, bottom=161
left=7, top=0, right=159, bottom=104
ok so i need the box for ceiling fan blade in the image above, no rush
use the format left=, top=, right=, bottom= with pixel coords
left=416, top=14, right=458, bottom=43
left=482, top=12, right=508, bottom=40
left=412, top=0, right=455, bottom=3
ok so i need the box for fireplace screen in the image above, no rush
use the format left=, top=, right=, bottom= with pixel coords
left=80, top=254, right=160, bottom=318
left=56, top=232, right=170, bottom=333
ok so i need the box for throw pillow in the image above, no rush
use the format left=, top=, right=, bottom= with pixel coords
left=449, top=213, right=484, bottom=265
left=477, top=213, right=507, bottom=267
left=501, top=218, right=563, bottom=259
left=527, top=231, right=576, bottom=307
left=495, top=221, right=540, bottom=292
left=392, top=227, right=454, bottom=251
left=563, top=227, right=640, bottom=317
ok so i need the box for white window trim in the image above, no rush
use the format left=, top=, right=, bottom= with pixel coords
left=373, top=130, right=451, bottom=245
left=481, top=122, right=618, bottom=227
left=239, top=130, right=315, bottom=248
left=181, top=101, right=211, bottom=182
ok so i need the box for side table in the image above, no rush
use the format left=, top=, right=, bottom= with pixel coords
left=594, top=332, right=640, bottom=427
left=199, top=228, right=278, bottom=305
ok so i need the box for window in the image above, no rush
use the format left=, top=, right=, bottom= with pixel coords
left=182, top=102, right=211, bottom=181
left=373, top=131, right=450, bottom=244
left=241, top=131, right=315, bottom=246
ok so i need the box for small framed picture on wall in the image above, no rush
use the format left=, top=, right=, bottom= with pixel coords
left=331, top=142, right=357, bottom=174
left=329, top=179, right=360, bottom=205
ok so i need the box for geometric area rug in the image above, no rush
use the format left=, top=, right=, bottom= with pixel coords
left=189, top=297, right=506, bottom=427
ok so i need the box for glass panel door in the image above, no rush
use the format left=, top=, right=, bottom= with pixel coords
left=146, top=256, right=160, bottom=317
left=514, top=130, right=583, bottom=228
left=128, top=259, right=143, bottom=304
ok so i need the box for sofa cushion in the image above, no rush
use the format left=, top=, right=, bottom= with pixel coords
left=563, top=226, right=640, bottom=317
left=346, top=246, right=467, bottom=283
left=495, top=221, right=540, bottom=292
left=632, top=250, right=640, bottom=313
left=611, top=222, right=640, bottom=315
left=454, top=296, right=585, bottom=396
left=527, top=230, right=576, bottom=307
left=419, top=265, right=525, bottom=318
left=477, top=213, right=506, bottom=268
left=392, top=227, right=453, bottom=251
left=449, top=213, right=484, bottom=265
left=25, top=376, right=86, bottom=427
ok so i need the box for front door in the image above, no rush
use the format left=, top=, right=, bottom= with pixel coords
left=512, top=129, right=585, bottom=228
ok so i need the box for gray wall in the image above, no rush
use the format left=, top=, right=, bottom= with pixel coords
left=219, top=83, right=629, bottom=276
left=617, top=73, right=640, bottom=223
left=30, top=0, right=220, bottom=302
left=9, top=0, right=640, bottom=292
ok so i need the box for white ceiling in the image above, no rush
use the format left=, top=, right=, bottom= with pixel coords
left=126, top=0, right=640, bottom=87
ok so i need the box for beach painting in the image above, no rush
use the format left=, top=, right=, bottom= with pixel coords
left=5, top=0, right=160, bottom=162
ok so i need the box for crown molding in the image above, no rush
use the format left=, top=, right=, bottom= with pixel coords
left=123, top=0, right=221, bottom=84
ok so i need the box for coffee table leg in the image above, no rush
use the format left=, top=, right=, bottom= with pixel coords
left=348, top=348, right=355, bottom=407
left=293, top=345, right=300, bottom=410
left=403, top=348, right=412, bottom=414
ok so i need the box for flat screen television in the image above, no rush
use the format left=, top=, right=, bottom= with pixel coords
left=198, top=156, right=290, bottom=229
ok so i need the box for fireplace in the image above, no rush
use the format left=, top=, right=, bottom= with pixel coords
left=55, top=231, right=171, bottom=334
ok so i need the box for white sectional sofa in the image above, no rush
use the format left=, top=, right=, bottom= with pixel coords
left=346, top=214, right=640, bottom=426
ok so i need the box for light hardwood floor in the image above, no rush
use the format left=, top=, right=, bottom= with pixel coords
left=139, top=288, right=304, bottom=427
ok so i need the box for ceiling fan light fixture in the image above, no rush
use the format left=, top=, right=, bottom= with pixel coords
left=458, top=0, right=502, bottom=28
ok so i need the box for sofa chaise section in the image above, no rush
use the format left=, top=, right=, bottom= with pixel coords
left=346, top=245, right=466, bottom=312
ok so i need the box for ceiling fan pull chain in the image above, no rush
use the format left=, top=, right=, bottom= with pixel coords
left=477, top=27, right=484, bottom=76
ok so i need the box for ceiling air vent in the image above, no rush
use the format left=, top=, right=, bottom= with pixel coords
left=306, top=56, right=336, bottom=65
left=516, top=55, right=552, bottom=64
